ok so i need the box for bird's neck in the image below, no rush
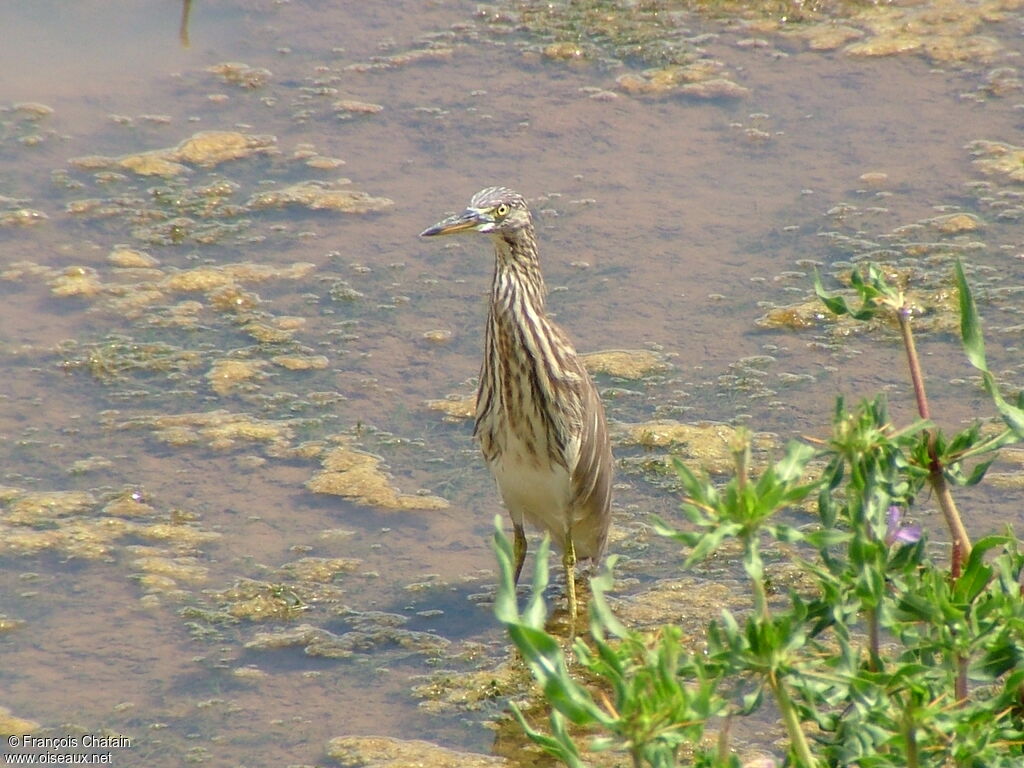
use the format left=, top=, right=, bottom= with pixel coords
left=490, top=230, right=546, bottom=314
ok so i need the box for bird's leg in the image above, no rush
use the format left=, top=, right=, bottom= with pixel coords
left=512, top=522, right=527, bottom=584
left=562, top=532, right=578, bottom=628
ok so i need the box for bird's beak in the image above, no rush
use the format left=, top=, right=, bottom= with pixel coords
left=420, top=209, right=484, bottom=237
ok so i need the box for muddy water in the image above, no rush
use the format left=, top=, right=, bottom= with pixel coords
left=1, top=1, right=1023, bottom=765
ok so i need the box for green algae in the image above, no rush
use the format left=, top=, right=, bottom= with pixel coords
left=970, top=139, right=1024, bottom=183
left=474, top=0, right=1019, bottom=106
left=0, top=205, right=48, bottom=228
left=325, top=735, right=509, bottom=767
left=757, top=189, right=996, bottom=344
left=581, top=349, right=669, bottom=378
left=0, top=707, right=41, bottom=736
left=425, top=393, right=476, bottom=421
left=0, top=488, right=219, bottom=569
left=243, top=611, right=451, bottom=659
left=280, top=556, right=362, bottom=583
left=623, top=420, right=778, bottom=475
left=342, top=46, right=456, bottom=73
left=70, top=130, right=278, bottom=179
left=412, top=657, right=522, bottom=716
left=307, top=440, right=450, bottom=511
left=247, top=180, right=394, bottom=213
left=59, top=337, right=202, bottom=382
left=0, top=101, right=57, bottom=149
left=212, top=579, right=314, bottom=622
left=206, top=358, right=266, bottom=396
left=125, top=410, right=296, bottom=451
left=482, top=0, right=705, bottom=68
left=206, top=62, right=273, bottom=89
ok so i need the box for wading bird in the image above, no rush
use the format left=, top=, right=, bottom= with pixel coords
left=421, top=187, right=613, bottom=622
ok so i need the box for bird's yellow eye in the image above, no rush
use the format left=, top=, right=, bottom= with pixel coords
left=494, top=203, right=510, bottom=218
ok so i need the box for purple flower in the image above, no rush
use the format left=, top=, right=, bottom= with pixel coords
left=885, top=506, right=922, bottom=547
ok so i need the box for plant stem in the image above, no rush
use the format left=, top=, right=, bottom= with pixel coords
left=903, top=702, right=919, bottom=768
left=897, top=307, right=972, bottom=559
left=866, top=606, right=881, bottom=672
left=899, top=306, right=972, bottom=707
left=751, top=565, right=770, bottom=622
left=717, top=713, right=733, bottom=765
left=951, top=539, right=969, bottom=703
left=898, top=306, right=932, bottom=422
left=771, top=673, right=818, bottom=768
left=955, top=656, right=969, bottom=704
left=934, top=473, right=971, bottom=560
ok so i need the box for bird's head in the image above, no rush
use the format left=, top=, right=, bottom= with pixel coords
left=420, top=187, right=531, bottom=238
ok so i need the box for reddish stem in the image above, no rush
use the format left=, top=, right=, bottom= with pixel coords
left=897, top=307, right=972, bottom=560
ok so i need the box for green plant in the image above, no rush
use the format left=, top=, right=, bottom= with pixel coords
left=494, top=525, right=734, bottom=768
left=493, top=261, right=1024, bottom=767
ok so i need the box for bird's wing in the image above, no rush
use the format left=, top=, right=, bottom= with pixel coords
left=567, top=365, right=613, bottom=538
left=542, top=323, right=612, bottom=520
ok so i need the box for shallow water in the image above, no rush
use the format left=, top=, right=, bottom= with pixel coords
left=1, top=0, right=1023, bottom=765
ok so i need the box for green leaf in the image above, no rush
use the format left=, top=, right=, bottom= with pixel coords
left=815, top=270, right=852, bottom=316
left=803, top=528, right=853, bottom=550
left=541, top=676, right=605, bottom=725
left=523, top=535, right=552, bottom=628
left=954, top=264, right=1024, bottom=438
left=739, top=685, right=764, bottom=715
left=954, top=260, right=1024, bottom=436
left=683, top=522, right=743, bottom=567
left=958, top=427, right=1017, bottom=461
left=492, top=516, right=521, bottom=625
left=974, top=639, right=1022, bottom=680
left=506, top=623, right=605, bottom=725
left=962, top=456, right=996, bottom=486
left=980, top=370, right=1024, bottom=438
left=955, top=259, right=987, bottom=372
left=588, top=556, right=631, bottom=641
left=742, top=543, right=764, bottom=584
left=775, top=440, right=817, bottom=484
left=954, top=559, right=992, bottom=604
left=672, top=456, right=708, bottom=499
left=510, top=704, right=586, bottom=768
left=769, top=523, right=807, bottom=543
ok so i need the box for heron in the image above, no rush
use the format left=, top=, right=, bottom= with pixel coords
left=421, top=186, right=613, bottom=623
